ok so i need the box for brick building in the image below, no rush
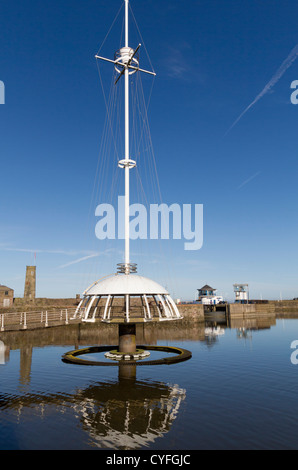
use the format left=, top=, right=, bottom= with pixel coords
left=0, top=285, right=14, bottom=308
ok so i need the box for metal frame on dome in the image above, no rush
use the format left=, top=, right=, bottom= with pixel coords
left=74, top=0, right=182, bottom=329
left=70, top=0, right=184, bottom=362
left=73, top=274, right=181, bottom=324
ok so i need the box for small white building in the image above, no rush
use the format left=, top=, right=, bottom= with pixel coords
left=197, top=285, right=223, bottom=305
left=233, top=284, right=249, bottom=303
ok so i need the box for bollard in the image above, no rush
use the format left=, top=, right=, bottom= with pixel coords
left=45, top=311, right=48, bottom=327
left=1, top=314, right=4, bottom=332
left=65, top=309, right=69, bottom=325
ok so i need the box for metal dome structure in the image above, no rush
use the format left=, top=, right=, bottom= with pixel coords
left=74, top=0, right=183, bottom=359
left=75, top=273, right=181, bottom=324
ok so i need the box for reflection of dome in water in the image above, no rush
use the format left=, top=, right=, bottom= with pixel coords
left=0, top=367, right=186, bottom=450
left=74, top=274, right=182, bottom=324
left=73, top=378, right=186, bottom=450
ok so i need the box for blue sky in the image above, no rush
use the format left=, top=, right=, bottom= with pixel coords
left=1, top=0, right=298, bottom=301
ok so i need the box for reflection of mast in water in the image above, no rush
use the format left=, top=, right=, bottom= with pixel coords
left=73, top=367, right=186, bottom=449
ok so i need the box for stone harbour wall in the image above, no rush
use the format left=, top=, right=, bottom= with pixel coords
left=176, top=303, right=205, bottom=322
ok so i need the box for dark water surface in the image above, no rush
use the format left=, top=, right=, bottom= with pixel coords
left=0, top=316, right=297, bottom=450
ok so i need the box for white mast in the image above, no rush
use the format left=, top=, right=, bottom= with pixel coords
left=95, top=0, right=156, bottom=276
left=124, top=0, right=130, bottom=274
left=77, top=0, right=183, bottom=329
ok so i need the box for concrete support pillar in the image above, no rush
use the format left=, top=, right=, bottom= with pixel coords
left=118, top=323, right=136, bottom=353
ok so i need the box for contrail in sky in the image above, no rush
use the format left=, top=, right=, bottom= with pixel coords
left=58, top=253, right=101, bottom=269
left=225, top=44, right=298, bottom=135
left=237, top=171, right=261, bottom=190
left=58, top=248, right=116, bottom=268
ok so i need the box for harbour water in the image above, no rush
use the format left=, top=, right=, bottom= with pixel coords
left=0, top=316, right=297, bottom=450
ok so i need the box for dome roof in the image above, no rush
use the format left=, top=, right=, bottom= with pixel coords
left=84, top=274, right=169, bottom=296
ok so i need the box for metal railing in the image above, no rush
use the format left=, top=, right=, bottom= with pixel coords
left=0, top=308, right=80, bottom=332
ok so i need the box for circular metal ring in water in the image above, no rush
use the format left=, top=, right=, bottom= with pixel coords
left=62, top=345, right=192, bottom=366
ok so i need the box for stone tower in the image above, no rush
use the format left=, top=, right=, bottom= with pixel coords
left=24, top=266, right=36, bottom=301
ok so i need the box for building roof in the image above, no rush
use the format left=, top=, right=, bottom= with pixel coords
left=0, top=285, right=14, bottom=292
left=198, top=284, right=216, bottom=291
left=84, top=274, right=169, bottom=296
